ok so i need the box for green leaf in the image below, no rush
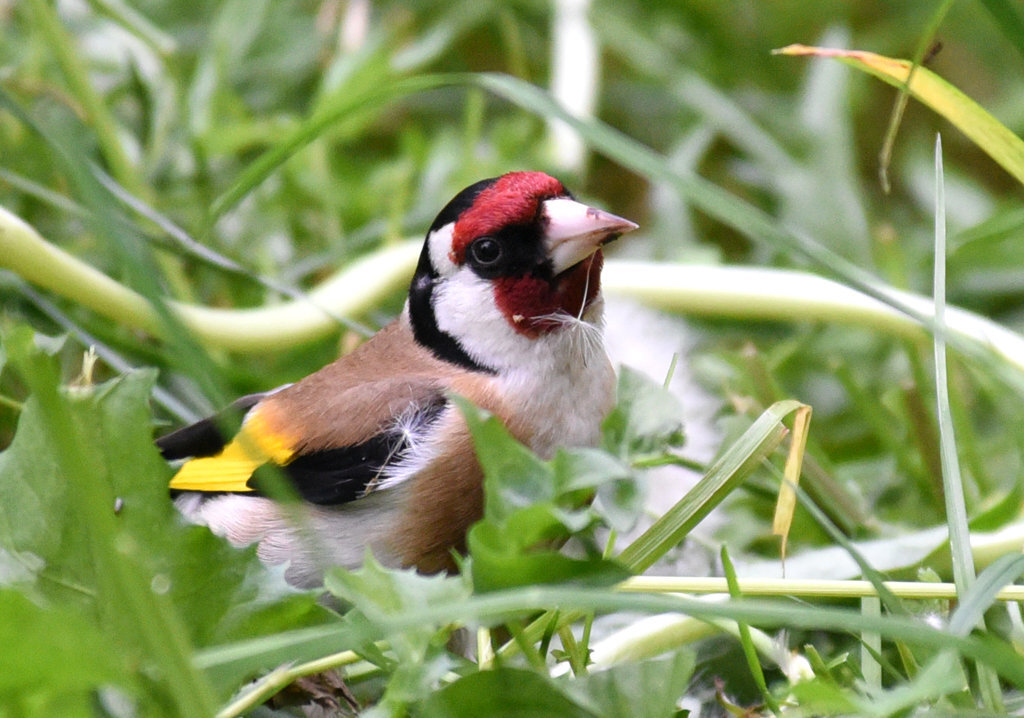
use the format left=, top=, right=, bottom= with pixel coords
left=1, top=327, right=218, bottom=715
left=602, top=367, right=685, bottom=458
left=595, top=478, right=644, bottom=533
left=325, top=555, right=471, bottom=621
left=568, top=651, right=695, bottom=718
left=787, top=678, right=863, bottom=714
left=454, top=395, right=633, bottom=593
left=552, top=448, right=633, bottom=493
left=776, top=45, right=1024, bottom=188
left=0, top=589, right=125, bottom=694
left=455, top=395, right=556, bottom=524
left=553, top=449, right=643, bottom=532
left=468, top=520, right=630, bottom=593
left=0, top=382, right=90, bottom=602
left=421, top=667, right=599, bottom=718
left=0, top=326, right=332, bottom=707
left=325, top=558, right=470, bottom=712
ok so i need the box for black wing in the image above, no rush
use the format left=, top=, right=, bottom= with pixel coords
left=270, top=395, right=448, bottom=505
left=156, top=391, right=269, bottom=460
left=162, top=391, right=448, bottom=506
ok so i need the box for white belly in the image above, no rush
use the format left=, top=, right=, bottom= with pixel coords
left=174, top=489, right=405, bottom=588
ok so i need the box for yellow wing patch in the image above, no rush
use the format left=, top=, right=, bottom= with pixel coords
left=168, top=407, right=298, bottom=493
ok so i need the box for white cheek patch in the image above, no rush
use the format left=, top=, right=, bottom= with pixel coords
left=432, top=269, right=531, bottom=371
left=431, top=266, right=611, bottom=376
left=427, top=223, right=457, bottom=277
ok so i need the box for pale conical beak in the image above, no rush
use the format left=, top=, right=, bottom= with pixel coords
left=541, top=197, right=639, bottom=274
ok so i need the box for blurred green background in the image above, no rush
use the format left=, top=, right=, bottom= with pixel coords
left=3, top=0, right=1023, bottom=538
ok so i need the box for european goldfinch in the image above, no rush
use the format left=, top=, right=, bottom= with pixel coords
left=157, top=171, right=637, bottom=587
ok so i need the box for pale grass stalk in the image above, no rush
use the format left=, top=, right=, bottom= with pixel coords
left=0, top=205, right=418, bottom=352
left=215, top=650, right=364, bottom=718
left=618, top=576, right=1024, bottom=602
left=555, top=601, right=803, bottom=680
left=581, top=573, right=1024, bottom=675
left=4, top=205, right=1024, bottom=372
left=549, top=0, right=597, bottom=170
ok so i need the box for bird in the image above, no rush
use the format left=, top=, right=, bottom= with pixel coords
left=156, top=171, right=638, bottom=588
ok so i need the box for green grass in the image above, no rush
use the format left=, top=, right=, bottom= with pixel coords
left=3, top=1, right=1024, bottom=715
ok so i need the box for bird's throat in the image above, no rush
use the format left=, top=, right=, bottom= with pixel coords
left=493, top=250, right=603, bottom=337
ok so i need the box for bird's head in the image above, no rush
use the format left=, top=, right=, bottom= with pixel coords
left=407, top=171, right=637, bottom=373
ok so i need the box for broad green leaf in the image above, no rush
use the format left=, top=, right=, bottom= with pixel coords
left=552, top=449, right=640, bottom=535
left=594, top=477, right=644, bottom=534
left=0, top=589, right=125, bottom=694
left=568, top=650, right=695, bottom=718
left=552, top=448, right=633, bottom=494
left=0, top=326, right=327, bottom=705
left=421, top=667, right=598, bottom=718
left=455, top=394, right=634, bottom=593
left=454, top=395, right=556, bottom=524
left=468, top=520, right=629, bottom=593
left=602, top=367, right=685, bottom=458
left=2, top=327, right=217, bottom=715
left=776, top=45, right=1024, bottom=187
left=788, top=678, right=869, bottom=714
left=325, top=558, right=469, bottom=713
left=325, top=556, right=470, bottom=621
left=0, top=339, right=92, bottom=603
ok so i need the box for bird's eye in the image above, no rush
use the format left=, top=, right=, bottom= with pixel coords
left=469, top=237, right=503, bottom=267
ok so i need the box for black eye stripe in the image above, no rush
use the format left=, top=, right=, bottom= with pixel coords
left=460, top=224, right=554, bottom=281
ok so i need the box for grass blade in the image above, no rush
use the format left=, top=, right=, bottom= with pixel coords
left=878, top=0, right=954, bottom=191
left=196, top=585, right=1024, bottom=688
left=210, top=74, right=454, bottom=222
left=617, top=399, right=802, bottom=572
left=933, top=135, right=975, bottom=596
left=23, top=0, right=146, bottom=197
left=772, top=404, right=812, bottom=561
left=722, top=546, right=780, bottom=714
left=777, top=45, right=1024, bottom=187
left=935, top=134, right=1002, bottom=712
left=948, top=554, right=1024, bottom=636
